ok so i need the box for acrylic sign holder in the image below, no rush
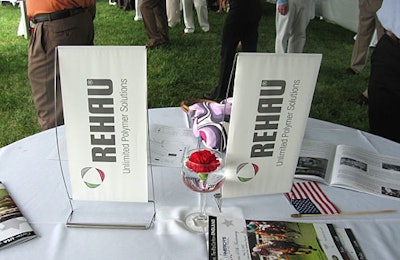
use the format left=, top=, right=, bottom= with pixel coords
left=54, top=47, right=156, bottom=229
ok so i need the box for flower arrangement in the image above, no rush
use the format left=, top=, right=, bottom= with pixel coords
left=181, top=148, right=225, bottom=232
left=185, top=149, right=221, bottom=183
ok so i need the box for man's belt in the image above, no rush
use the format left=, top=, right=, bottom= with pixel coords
left=32, top=7, right=86, bottom=24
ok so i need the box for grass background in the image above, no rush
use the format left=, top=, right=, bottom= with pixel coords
left=0, top=1, right=371, bottom=147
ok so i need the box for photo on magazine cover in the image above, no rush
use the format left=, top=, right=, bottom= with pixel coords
left=339, top=157, right=367, bottom=172
left=246, top=220, right=328, bottom=260
left=381, top=186, right=400, bottom=198
left=295, top=157, right=329, bottom=179
left=0, top=182, right=36, bottom=249
left=0, top=188, right=23, bottom=222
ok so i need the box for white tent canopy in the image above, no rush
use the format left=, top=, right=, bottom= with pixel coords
left=267, top=0, right=359, bottom=33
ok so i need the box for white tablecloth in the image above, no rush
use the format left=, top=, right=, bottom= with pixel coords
left=1, top=107, right=400, bottom=259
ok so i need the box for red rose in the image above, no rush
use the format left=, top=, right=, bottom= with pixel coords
left=186, top=149, right=221, bottom=173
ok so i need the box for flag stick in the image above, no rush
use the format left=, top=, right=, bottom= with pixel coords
left=291, top=209, right=396, bottom=218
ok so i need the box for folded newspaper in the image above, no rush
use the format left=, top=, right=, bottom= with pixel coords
left=295, top=139, right=400, bottom=199
left=208, top=216, right=365, bottom=260
left=0, top=182, right=36, bottom=249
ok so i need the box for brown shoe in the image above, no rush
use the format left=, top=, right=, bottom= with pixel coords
left=348, top=94, right=368, bottom=105
left=344, top=68, right=358, bottom=75
left=146, top=39, right=169, bottom=49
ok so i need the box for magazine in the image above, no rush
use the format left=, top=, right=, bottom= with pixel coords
left=0, top=182, right=36, bottom=249
left=295, top=139, right=400, bottom=199
left=208, top=216, right=365, bottom=260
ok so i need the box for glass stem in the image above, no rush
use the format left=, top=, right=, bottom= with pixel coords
left=198, top=192, right=207, bottom=220
left=197, top=136, right=202, bottom=150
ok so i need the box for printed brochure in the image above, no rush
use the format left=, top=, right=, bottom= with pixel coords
left=0, top=182, right=36, bottom=249
left=208, top=216, right=365, bottom=260
left=295, top=139, right=400, bottom=199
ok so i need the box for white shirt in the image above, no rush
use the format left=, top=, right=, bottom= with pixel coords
left=377, top=0, right=400, bottom=38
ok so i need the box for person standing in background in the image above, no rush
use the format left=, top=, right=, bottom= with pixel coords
left=368, top=0, right=400, bottom=143
left=203, top=0, right=262, bottom=100
left=140, top=0, right=170, bottom=48
left=217, top=0, right=225, bottom=12
left=346, top=0, right=383, bottom=106
left=181, top=0, right=209, bottom=33
left=275, top=0, right=315, bottom=53
left=345, top=0, right=383, bottom=75
left=134, top=0, right=142, bottom=21
left=26, top=0, right=96, bottom=131
left=167, top=0, right=181, bottom=27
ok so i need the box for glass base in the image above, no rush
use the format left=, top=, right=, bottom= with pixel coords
left=184, top=212, right=208, bottom=233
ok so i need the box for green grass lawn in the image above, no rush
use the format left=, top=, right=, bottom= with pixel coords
left=0, top=1, right=371, bottom=147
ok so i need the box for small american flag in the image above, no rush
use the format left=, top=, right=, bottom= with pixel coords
left=286, top=181, right=340, bottom=215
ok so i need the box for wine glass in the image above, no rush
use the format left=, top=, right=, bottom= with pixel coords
left=181, top=148, right=225, bottom=232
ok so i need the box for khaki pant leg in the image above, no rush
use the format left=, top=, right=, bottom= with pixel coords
left=350, top=0, right=383, bottom=73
